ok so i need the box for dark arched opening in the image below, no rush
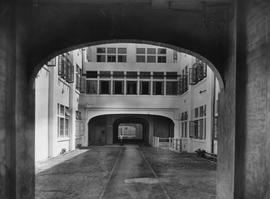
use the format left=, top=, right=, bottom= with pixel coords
left=112, top=116, right=149, bottom=144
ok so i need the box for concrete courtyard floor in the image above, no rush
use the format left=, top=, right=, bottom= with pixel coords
left=35, top=145, right=216, bottom=199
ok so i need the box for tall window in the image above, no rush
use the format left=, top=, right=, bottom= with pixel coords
left=113, top=81, right=124, bottom=94
left=57, top=104, right=69, bottom=138
left=107, top=47, right=116, bottom=62
left=189, top=105, right=207, bottom=140
left=181, top=111, right=188, bottom=138
left=153, top=81, right=164, bottom=95
left=140, top=81, right=150, bottom=95
left=100, top=80, right=111, bottom=94
left=86, top=80, right=97, bottom=94
left=75, top=65, right=82, bottom=91
left=166, top=81, right=178, bottom=95
left=96, top=47, right=106, bottom=62
left=126, top=81, right=137, bottom=95
left=58, top=54, right=74, bottom=83
left=157, top=48, right=166, bottom=63
left=117, top=48, right=127, bottom=62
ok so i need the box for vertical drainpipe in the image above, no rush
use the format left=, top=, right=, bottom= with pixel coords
left=211, top=74, right=216, bottom=154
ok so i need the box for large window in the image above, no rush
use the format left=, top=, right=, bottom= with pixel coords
left=58, top=54, right=74, bottom=83
left=136, top=47, right=167, bottom=63
left=153, top=81, right=164, bottom=95
left=126, top=81, right=137, bottom=95
left=140, top=81, right=150, bottom=95
left=86, top=80, right=97, bottom=94
left=96, top=47, right=127, bottom=62
left=166, top=81, right=178, bottom=95
left=100, top=80, right=111, bottom=94
left=189, top=61, right=207, bottom=85
left=181, top=111, right=188, bottom=138
left=57, top=104, right=69, bottom=138
left=113, top=81, right=124, bottom=94
left=189, top=105, right=207, bottom=140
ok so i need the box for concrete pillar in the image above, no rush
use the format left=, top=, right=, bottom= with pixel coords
left=173, top=120, right=180, bottom=138
left=69, top=70, right=77, bottom=151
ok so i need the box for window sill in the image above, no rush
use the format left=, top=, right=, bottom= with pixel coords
left=57, top=137, right=70, bottom=142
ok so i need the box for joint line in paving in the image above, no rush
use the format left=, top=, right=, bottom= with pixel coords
left=98, top=147, right=123, bottom=199
left=139, top=147, right=171, bottom=199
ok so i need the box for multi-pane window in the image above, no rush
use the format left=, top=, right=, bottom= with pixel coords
left=57, top=104, right=69, bottom=138
left=97, top=47, right=106, bottom=62
left=153, top=81, right=164, bottom=95
left=166, top=81, right=178, bottom=95
left=140, top=81, right=150, bottom=95
left=189, top=105, right=207, bottom=140
left=86, top=80, right=98, bottom=94
left=189, top=61, right=207, bottom=85
left=181, top=111, right=188, bottom=138
left=113, top=81, right=124, bottom=94
left=179, top=67, right=189, bottom=94
left=136, top=47, right=167, bottom=63
left=126, top=81, right=137, bottom=95
left=96, top=47, right=127, bottom=62
left=76, top=65, right=82, bottom=91
left=58, top=54, right=74, bottom=83
left=100, top=80, right=111, bottom=94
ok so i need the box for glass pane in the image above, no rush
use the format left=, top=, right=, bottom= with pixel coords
left=60, top=118, right=64, bottom=137
left=113, top=81, right=124, bottom=94
left=118, top=55, right=127, bottom=62
left=136, top=55, right=145, bottom=62
left=97, top=47, right=106, bottom=53
left=86, top=71, right=97, bottom=78
left=100, top=71, right=111, bottom=78
left=153, top=72, right=164, bottom=79
left=113, top=71, right=124, bottom=78
left=100, top=81, right=111, bottom=94
left=147, top=48, right=156, bottom=54
left=147, top=56, right=156, bottom=63
left=140, top=81, right=150, bottom=95
left=107, top=55, right=116, bottom=62
left=166, top=81, right=178, bottom=95
left=166, top=72, right=178, bottom=79
left=97, top=55, right=106, bottom=62
left=86, top=80, right=97, bottom=94
left=107, top=47, right=116, bottom=54
left=136, top=48, right=145, bottom=54
left=126, top=81, right=137, bottom=95
left=126, top=72, right=137, bottom=79
left=65, top=118, right=69, bottom=136
left=158, top=48, right=166, bottom=54
left=157, top=56, right=166, bottom=63
left=139, top=72, right=151, bottom=79
left=153, top=81, right=164, bottom=95
left=118, top=48, right=127, bottom=54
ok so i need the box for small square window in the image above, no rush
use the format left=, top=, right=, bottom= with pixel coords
left=136, top=48, right=145, bottom=54
left=100, top=81, right=111, bottom=94
left=157, top=56, right=166, bottom=63
left=107, top=48, right=116, bottom=54
left=126, top=72, right=137, bottom=79
left=147, top=48, right=156, bottom=54
left=158, top=48, right=166, bottom=54
left=107, top=55, right=116, bottom=62
left=118, top=48, right=127, bottom=54
left=126, top=81, right=137, bottom=95
left=97, top=47, right=106, bottom=53
left=147, top=56, right=156, bottom=63
left=140, top=81, right=150, bottom=95
left=97, top=55, right=106, bottom=62
left=118, top=55, right=127, bottom=62
left=136, top=55, right=145, bottom=63
left=113, top=81, right=124, bottom=94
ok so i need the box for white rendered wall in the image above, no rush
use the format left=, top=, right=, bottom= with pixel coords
left=35, top=67, right=50, bottom=161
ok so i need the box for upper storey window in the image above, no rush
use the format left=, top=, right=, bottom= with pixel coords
left=136, top=47, right=166, bottom=63
left=96, top=47, right=127, bottom=63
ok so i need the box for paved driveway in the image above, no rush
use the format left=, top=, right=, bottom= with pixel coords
left=35, top=145, right=216, bottom=199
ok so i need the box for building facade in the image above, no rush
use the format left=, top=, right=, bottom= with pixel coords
left=35, top=43, right=220, bottom=161
left=35, top=49, right=83, bottom=161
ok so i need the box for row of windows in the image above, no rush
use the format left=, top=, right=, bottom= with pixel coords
left=95, top=47, right=168, bottom=63
left=85, top=71, right=178, bottom=79
left=181, top=105, right=207, bottom=140
left=85, top=80, right=178, bottom=95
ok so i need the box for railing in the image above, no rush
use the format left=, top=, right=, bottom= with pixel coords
left=169, top=138, right=182, bottom=152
